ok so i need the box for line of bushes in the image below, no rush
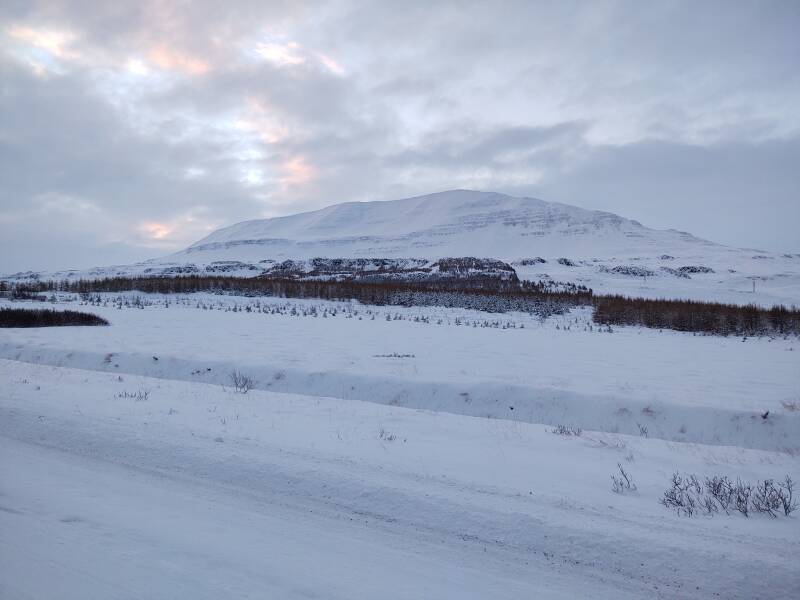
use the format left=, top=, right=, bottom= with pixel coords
left=593, top=295, right=800, bottom=335
left=5, top=276, right=799, bottom=335
left=0, top=308, right=109, bottom=328
left=17, top=274, right=591, bottom=300
left=15, top=275, right=592, bottom=315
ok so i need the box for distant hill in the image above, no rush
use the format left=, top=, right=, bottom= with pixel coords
left=4, top=190, right=798, bottom=306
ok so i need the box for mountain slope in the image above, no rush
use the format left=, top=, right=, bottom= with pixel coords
left=181, top=189, right=718, bottom=261
left=4, top=190, right=798, bottom=305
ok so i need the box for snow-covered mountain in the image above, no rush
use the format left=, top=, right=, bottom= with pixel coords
left=181, top=189, right=718, bottom=261
left=5, top=190, right=799, bottom=305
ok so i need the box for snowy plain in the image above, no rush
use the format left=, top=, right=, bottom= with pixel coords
left=2, top=359, right=799, bottom=599
left=1, top=293, right=799, bottom=598
left=2, top=294, right=798, bottom=449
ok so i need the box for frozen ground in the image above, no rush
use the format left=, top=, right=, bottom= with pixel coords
left=1, top=293, right=799, bottom=598
left=1, top=294, right=798, bottom=450
left=1, top=360, right=799, bottom=599
left=514, top=254, right=800, bottom=307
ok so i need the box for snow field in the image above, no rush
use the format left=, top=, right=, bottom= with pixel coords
left=1, top=359, right=799, bottom=599
left=1, top=294, right=798, bottom=450
left=1, top=291, right=799, bottom=597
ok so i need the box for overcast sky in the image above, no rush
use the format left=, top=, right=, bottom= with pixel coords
left=1, top=0, right=798, bottom=272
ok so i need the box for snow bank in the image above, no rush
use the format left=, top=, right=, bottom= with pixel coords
left=2, top=295, right=797, bottom=451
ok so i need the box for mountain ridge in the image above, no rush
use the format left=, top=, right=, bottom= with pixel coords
left=4, top=189, right=798, bottom=307
left=179, top=189, right=718, bottom=261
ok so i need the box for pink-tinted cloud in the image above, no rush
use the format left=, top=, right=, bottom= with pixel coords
left=147, top=45, right=209, bottom=75
left=317, top=52, right=345, bottom=76
left=280, top=155, right=316, bottom=186
left=138, top=220, right=174, bottom=240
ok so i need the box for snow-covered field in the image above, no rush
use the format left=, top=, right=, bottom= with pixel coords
left=513, top=254, right=800, bottom=307
left=2, top=293, right=799, bottom=598
left=2, top=294, right=798, bottom=450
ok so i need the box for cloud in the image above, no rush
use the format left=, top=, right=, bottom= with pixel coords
left=528, top=137, right=800, bottom=251
left=0, top=0, right=798, bottom=272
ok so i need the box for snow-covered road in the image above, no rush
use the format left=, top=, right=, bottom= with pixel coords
left=2, top=361, right=798, bottom=599
left=3, top=435, right=569, bottom=600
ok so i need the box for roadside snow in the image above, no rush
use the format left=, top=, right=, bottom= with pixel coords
left=2, top=360, right=798, bottom=599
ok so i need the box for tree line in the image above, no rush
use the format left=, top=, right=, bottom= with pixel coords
left=4, top=275, right=798, bottom=335
left=0, top=307, right=109, bottom=328
left=12, top=275, right=592, bottom=308
left=592, top=295, right=799, bottom=336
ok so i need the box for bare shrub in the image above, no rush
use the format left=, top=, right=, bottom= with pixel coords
left=704, top=475, right=734, bottom=514
left=551, top=424, right=582, bottom=437
left=660, top=472, right=701, bottom=516
left=378, top=428, right=397, bottom=442
left=611, top=463, right=637, bottom=494
left=229, top=369, right=255, bottom=394
left=733, top=479, right=752, bottom=517
left=701, top=495, right=719, bottom=515
left=778, top=476, right=797, bottom=516
left=117, top=389, right=150, bottom=402
left=664, top=473, right=796, bottom=518
left=636, top=422, right=649, bottom=438
left=752, top=479, right=782, bottom=518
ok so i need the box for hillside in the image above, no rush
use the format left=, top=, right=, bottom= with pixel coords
left=183, top=189, right=717, bottom=261
left=4, top=190, right=799, bottom=305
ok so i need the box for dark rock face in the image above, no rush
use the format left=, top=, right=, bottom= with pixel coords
left=660, top=267, right=691, bottom=279
left=432, top=257, right=518, bottom=281
left=678, top=265, right=714, bottom=274
left=600, top=265, right=655, bottom=277
left=260, top=257, right=519, bottom=285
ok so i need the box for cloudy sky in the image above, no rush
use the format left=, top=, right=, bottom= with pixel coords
left=1, top=0, right=798, bottom=272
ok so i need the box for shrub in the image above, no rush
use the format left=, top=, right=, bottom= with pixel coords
left=117, top=389, right=150, bottom=402
left=778, top=476, right=797, bottom=516
left=733, top=479, right=752, bottom=517
left=660, top=472, right=701, bottom=515
left=611, top=463, right=637, bottom=494
left=551, top=424, right=582, bottom=437
left=704, top=475, right=734, bottom=514
left=378, top=428, right=397, bottom=442
left=0, top=308, right=108, bottom=328
left=752, top=479, right=782, bottom=517
left=662, top=473, right=796, bottom=518
left=229, top=369, right=255, bottom=393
